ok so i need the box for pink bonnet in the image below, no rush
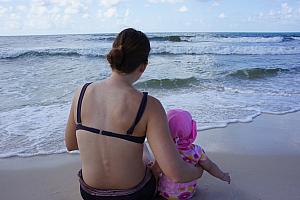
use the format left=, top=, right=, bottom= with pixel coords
left=166, top=109, right=197, bottom=148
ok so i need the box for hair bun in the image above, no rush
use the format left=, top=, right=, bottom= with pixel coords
left=107, top=46, right=124, bottom=68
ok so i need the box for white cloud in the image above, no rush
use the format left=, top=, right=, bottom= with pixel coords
left=249, top=2, right=299, bottom=22
left=148, top=0, right=184, bottom=3
left=124, top=9, right=130, bottom=17
left=103, top=7, right=117, bottom=18
left=62, top=14, right=71, bottom=23
left=218, top=12, right=225, bottom=19
left=99, top=0, right=121, bottom=7
left=82, top=13, right=89, bottom=18
left=97, top=9, right=103, bottom=18
left=16, top=5, right=27, bottom=12
left=212, top=1, right=220, bottom=7
left=64, top=6, right=79, bottom=14
left=178, top=5, right=188, bottom=13
left=49, top=6, right=60, bottom=14
left=0, top=6, right=7, bottom=16
left=280, top=2, right=293, bottom=18
left=8, top=13, right=21, bottom=30
left=185, top=21, right=191, bottom=26
left=21, top=0, right=90, bottom=31
left=97, top=0, right=121, bottom=21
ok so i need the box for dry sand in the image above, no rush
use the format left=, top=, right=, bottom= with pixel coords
left=1, top=112, right=300, bottom=200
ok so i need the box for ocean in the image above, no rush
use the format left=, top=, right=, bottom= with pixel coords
left=0, top=32, right=300, bottom=158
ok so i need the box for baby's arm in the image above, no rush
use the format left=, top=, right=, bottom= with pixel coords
left=200, top=158, right=231, bottom=184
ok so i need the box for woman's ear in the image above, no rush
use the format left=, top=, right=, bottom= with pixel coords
left=139, top=63, right=147, bottom=73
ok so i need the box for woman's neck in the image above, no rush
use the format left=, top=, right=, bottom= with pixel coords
left=108, top=71, right=136, bottom=87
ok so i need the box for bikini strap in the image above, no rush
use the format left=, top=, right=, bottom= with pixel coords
left=127, top=92, right=148, bottom=135
left=76, top=82, right=93, bottom=124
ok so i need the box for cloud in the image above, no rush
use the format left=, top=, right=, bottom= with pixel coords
left=8, top=13, right=21, bottom=29
left=148, top=0, right=185, bottom=3
left=212, top=1, right=220, bottom=7
left=280, top=2, right=293, bottom=18
left=104, top=7, right=117, bottom=18
left=0, top=6, right=7, bottom=16
left=218, top=12, right=225, bottom=19
left=178, top=5, right=188, bottom=13
left=82, top=13, right=89, bottom=18
left=248, top=2, right=299, bottom=22
left=64, top=6, right=79, bottom=15
left=99, top=0, right=121, bottom=7
left=124, top=8, right=130, bottom=17
left=11, top=0, right=88, bottom=31
left=16, top=5, right=27, bottom=12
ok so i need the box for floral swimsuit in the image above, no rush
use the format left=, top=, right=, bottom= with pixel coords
left=158, top=144, right=208, bottom=200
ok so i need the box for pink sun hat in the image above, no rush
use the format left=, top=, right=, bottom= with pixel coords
left=166, top=109, right=197, bottom=148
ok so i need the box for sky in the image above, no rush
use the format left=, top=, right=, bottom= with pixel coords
left=0, top=0, right=300, bottom=36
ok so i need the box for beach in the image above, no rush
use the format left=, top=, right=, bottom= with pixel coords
left=1, top=32, right=300, bottom=200
left=1, top=112, right=299, bottom=200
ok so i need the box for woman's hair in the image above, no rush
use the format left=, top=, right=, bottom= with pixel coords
left=107, top=28, right=151, bottom=74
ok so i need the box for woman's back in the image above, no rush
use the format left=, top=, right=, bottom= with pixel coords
left=65, top=28, right=203, bottom=200
left=75, top=80, right=148, bottom=189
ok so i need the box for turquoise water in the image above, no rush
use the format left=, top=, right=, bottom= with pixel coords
left=0, top=32, right=300, bottom=157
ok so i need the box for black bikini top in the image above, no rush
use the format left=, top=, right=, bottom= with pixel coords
left=75, top=83, right=147, bottom=144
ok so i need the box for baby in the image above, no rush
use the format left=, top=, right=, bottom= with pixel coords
left=157, top=109, right=230, bottom=200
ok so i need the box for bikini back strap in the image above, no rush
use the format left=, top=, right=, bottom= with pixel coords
left=127, top=92, right=148, bottom=135
left=76, top=82, right=93, bottom=124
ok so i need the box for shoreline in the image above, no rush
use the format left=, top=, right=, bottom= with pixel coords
left=2, top=110, right=300, bottom=159
left=1, top=112, right=300, bottom=200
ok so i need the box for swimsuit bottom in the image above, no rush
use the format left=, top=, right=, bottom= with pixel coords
left=78, top=167, right=157, bottom=200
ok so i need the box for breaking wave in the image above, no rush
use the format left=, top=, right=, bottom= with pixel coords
left=228, top=67, right=290, bottom=79
left=135, top=77, right=198, bottom=89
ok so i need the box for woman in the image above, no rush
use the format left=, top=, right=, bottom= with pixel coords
left=65, top=28, right=203, bottom=200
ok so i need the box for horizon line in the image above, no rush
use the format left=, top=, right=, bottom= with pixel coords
left=1, top=30, right=300, bottom=37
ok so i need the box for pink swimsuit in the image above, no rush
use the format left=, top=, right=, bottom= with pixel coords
left=158, top=144, right=208, bottom=200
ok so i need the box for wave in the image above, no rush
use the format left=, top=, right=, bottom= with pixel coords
left=2, top=43, right=300, bottom=59
left=85, top=36, right=115, bottom=41
left=149, top=35, right=298, bottom=43
left=84, top=35, right=295, bottom=43
left=187, top=36, right=286, bottom=43
left=135, top=77, right=198, bottom=89
left=0, top=48, right=106, bottom=59
left=228, top=67, right=289, bottom=79
left=149, top=35, right=187, bottom=42
left=151, top=45, right=300, bottom=55
left=291, top=36, right=300, bottom=40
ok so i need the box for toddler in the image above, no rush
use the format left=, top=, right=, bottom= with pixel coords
left=157, top=109, right=230, bottom=200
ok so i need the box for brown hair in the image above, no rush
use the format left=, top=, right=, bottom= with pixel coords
left=107, top=28, right=151, bottom=74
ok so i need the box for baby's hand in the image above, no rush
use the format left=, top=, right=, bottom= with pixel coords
left=221, top=172, right=231, bottom=184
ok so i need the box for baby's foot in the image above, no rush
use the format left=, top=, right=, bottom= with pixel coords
left=222, top=172, right=231, bottom=184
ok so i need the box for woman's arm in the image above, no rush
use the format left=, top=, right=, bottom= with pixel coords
left=146, top=96, right=203, bottom=183
left=64, top=90, right=79, bottom=151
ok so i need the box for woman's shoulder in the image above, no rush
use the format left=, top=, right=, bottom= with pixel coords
left=73, top=81, right=104, bottom=96
left=146, top=94, right=163, bottom=107
left=145, top=94, right=166, bottom=115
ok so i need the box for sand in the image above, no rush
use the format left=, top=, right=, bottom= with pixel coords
left=1, top=112, right=300, bottom=200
